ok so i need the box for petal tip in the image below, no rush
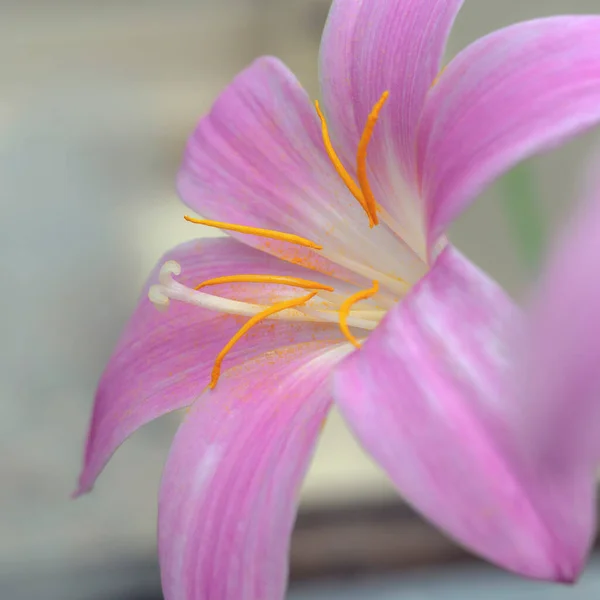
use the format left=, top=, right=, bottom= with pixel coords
left=551, top=561, right=585, bottom=586
left=71, top=471, right=94, bottom=498
left=70, top=485, right=88, bottom=500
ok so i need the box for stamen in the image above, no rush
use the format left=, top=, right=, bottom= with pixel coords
left=184, top=216, right=322, bottom=250
left=356, top=92, right=389, bottom=225
left=314, top=101, right=374, bottom=226
left=315, top=93, right=389, bottom=228
left=195, top=274, right=334, bottom=292
left=339, top=281, right=379, bottom=349
left=210, top=291, right=318, bottom=389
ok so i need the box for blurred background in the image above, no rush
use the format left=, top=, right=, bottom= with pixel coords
left=2, top=0, right=600, bottom=598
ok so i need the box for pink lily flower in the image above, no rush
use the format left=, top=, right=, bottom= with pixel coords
left=76, top=0, right=600, bottom=597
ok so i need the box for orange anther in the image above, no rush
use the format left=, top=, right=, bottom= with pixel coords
left=210, top=291, right=318, bottom=389
left=339, top=281, right=379, bottom=349
left=195, top=274, right=334, bottom=292
left=315, top=92, right=389, bottom=228
left=184, top=216, right=322, bottom=250
left=314, top=101, right=374, bottom=226
left=356, top=92, right=389, bottom=225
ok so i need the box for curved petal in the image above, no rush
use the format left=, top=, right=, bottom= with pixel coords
left=419, top=16, right=600, bottom=246
left=517, top=162, right=600, bottom=475
left=319, top=0, right=464, bottom=242
left=75, top=238, right=343, bottom=495
left=158, top=341, right=350, bottom=600
left=177, top=56, right=427, bottom=286
left=332, top=246, right=595, bottom=581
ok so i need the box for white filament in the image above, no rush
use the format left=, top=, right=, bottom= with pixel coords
left=149, top=261, right=382, bottom=331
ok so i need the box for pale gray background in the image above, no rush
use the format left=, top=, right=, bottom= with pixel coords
left=2, top=0, right=599, bottom=597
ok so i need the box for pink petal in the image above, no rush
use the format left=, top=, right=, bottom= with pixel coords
left=419, top=16, right=600, bottom=246
left=516, top=162, right=600, bottom=476
left=158, top=341, right=350, bottom=600
left=332, top=246, right=595, bottom=581
left=75, top=238, right=342, bottom=496
left=177, top=56, right=425, bottom=285
left=319, top=0, right=464, bottom=238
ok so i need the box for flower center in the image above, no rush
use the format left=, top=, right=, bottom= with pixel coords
left=151, top=93, right=397, bottom=388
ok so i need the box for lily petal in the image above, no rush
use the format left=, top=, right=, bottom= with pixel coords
left=517, top=163, right=600, bottom=475
left=319, top=0, right=464, bottom=243
left=332, top=246, right=593, bottom=580
left=158, top=341, right=350, bottom=600
left=75, top=238, right=342, bottom=495
left=177, top=56, right=427, bottom=285
left=419, top=16, right=600, bottom=246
